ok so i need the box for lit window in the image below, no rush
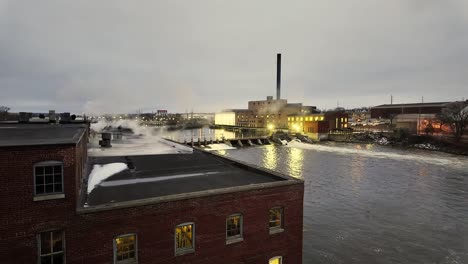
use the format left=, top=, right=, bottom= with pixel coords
left=269, top=256, right=283, bottom=264
left=315, top=117, right=318, bottom=121
left=269, top=207, right=283, bottom=232
left=320, top=116, right=324, bottom=121
left=34, top=161, right=63, bottom=195
left=175, top=223, right=194, bottom=255
left=114, top=234, right=137, bottom=263
left=226, top=214, right=243, bottom=243
left=39, top=230, right=64, bottom=264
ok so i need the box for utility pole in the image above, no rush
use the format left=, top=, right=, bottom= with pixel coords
left=421, top=96, right=424, bottom=103
left=390, top=95, right=393, bottom=105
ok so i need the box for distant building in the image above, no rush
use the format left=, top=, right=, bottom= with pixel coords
left=0, top=122, right=304, bottom=263
left=215, top=96, right=317, bottom=129
left=370, top=101, right=467, bottom=134
left=288, top=112, right=349, bottom=140
left=215, top=54, right=317, bottom=129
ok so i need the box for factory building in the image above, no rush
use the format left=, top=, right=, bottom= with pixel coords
left=215, top=54, right=317, bottom=129
left=288, top=112, right=349, bottom=140
left=370, top=101, right=468, bottom=134
left=0, top=121, right=304, bottom=263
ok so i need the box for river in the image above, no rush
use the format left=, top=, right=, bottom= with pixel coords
left=213, top=141, right=468, bottom=264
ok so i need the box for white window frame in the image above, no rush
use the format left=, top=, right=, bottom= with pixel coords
left=33, top=161, right=65, bottom=201
left=269, top=256, right=283, bottom=264
left=113, top=233, right=138, bottom=264
left=269, top=207, right=284, bottom=234
left=175, top=222, right=195, bottom=256
left=226, top=214, right=243, bottom=244
left=37, top=229, right=65, bottom=264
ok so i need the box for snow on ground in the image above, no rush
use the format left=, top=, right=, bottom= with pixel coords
left=203, top=143, right=236, bottom=151
left=87, top=163, right=128, bottom=194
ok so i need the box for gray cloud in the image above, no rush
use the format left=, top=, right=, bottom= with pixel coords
left=1, top=0, right=467, bottom=113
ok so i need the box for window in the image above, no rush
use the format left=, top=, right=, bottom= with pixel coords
left=269, top=256, right=283, bottom=264
left=114, top=234, right=137, bottom=263
left=269, top=207, right=283, bottom=233
left=34, top=161, right=63, bottom=195
left=38, top=230, right=64, bottom=264
left=175, top=223, right=194, bottom=255
left=226, top=214, right=243, bottom=243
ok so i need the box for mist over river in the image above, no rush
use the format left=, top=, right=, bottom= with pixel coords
left=215, top=142, right=468, bottom=264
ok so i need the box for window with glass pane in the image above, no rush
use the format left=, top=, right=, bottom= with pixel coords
left=269, top=207, right=283, bottom=229
left=39, top=230, right=64, bottom=264
left=226, top=214, right=242, bottom=240
left=269, top=256, right=282, bottom=264
left=175, top=223, right=194, bottom=253
left=114, top=234, right=137, bottom=263
left=35, top=163, right=63, bottom=195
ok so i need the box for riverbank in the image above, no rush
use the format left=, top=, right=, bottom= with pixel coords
left=328, top=132, right=468, bottom=156
left=273, top=131, right=468, bottom=156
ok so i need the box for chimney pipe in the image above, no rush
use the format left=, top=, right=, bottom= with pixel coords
left=276, top=53, right=281, bottom=100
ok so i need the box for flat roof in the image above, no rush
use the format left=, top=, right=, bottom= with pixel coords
left=372, top=102, right=450, bottom=109
left=0, top=123, right=87, bottom=147
left=84, top=152, right=291, bottom=208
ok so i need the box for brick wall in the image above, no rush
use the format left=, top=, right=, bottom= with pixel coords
left=69, top=184, right=303, bottom=264
left=0, top=131, right=304, bottom=263
left=1, top=161, right=303, bottom=264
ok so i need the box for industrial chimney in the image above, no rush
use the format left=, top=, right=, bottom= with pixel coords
left=276, top=53, right=281, bottom=100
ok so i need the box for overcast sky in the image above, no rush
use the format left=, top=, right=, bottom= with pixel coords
left=1, top=0, right=468, bottom=114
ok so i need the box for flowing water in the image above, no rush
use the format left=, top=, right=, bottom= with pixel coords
left=215, top=141, right=468, bottom=264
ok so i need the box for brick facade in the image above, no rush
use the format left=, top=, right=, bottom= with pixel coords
left=0, top=135, right=304, bottom=263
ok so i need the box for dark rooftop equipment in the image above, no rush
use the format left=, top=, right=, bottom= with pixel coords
left=18, top=112, right=32, bottom=123
left=99, top=132, right=112, bottom=148
left=277, top=53, right=281, bottom=100
left=60, top=112, right=71, bottom=123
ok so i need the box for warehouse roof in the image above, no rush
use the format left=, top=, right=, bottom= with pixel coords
left=0, top=123, right=87, bottom=147
left=82, top=152, right=294, bottom=209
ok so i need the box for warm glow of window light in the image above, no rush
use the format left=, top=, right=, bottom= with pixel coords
left=268, top=124, right=275, bottom=130
left=269, top=256, right=282, bottom=264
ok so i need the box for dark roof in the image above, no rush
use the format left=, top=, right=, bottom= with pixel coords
left=0, top=123, right=87, bottom=147
left=372, top=102, right=450, bottom=109
left=84, top=152, right=289, bottom=207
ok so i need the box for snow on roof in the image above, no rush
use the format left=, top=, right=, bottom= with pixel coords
left=87, top=163, right=128, bottom=194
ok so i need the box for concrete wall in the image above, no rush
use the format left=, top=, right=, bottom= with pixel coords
left=215, top=112, right=236, bottom=126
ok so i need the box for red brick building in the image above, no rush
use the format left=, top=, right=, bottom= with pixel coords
left=288, top=112, right=349, bottom=140
left=0, top=123, right=304, bottom=264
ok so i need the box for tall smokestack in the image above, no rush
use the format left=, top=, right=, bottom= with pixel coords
left=277, top=53, right=281, bottom=100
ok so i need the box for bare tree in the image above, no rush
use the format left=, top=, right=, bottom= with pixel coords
left=0, top=106, right=10, bottom=121
left=438, top=102, right=468, bottom=142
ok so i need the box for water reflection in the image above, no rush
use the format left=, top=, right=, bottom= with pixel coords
left=287, top=147, right=304, bottom=179
left=350, top=156, right=364, bottom=190
left=219, top=143, right=468, bottom=263
left=262, top=145, right=278, bottom=171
